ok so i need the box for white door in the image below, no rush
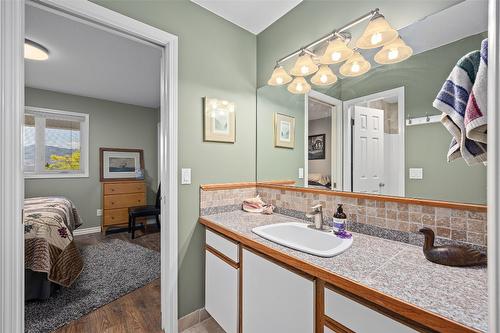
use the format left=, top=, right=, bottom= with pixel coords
left=353, top=106, right=385, bottom=194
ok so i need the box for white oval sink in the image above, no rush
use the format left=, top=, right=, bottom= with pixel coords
left=252, top=222, right=352, bottom=257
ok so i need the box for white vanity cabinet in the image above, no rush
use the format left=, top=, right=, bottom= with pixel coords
left=324, top=286, right=418, bottom=333
left=242, top=248, right=315, bottom=333
left=205, top=229, right=239, bottom=333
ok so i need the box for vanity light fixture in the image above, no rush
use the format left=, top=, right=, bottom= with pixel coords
left=268, top=64, right=293, bottom=86
left=24, top=39, right=49, bottom=61
left=290, top=51, right=319, bottom=77
left=288, top=76, right=311, bottom=94
left=311, top=65, right=338, bottom=86
left=267, top=8, right=411, bottom=94
left=319, top=33, right=353, bottom=64
left=355, top=13, right=398, bottom=49
left=374, top=37, right=413, bottom=64
left=339, top=52, right=371, bottom=77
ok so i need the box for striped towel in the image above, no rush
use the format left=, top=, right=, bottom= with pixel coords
left=433, top=39, right=488, bottom=166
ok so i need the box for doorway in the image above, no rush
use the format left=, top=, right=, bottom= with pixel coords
left=0, top=1, right=178, bottom=332
left=343, top=87, right=405, bottom=197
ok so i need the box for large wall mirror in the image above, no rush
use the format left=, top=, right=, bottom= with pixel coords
left=256, top=0, right=487, bottom=205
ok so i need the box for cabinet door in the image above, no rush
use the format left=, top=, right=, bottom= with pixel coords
left=242, top=249, right=314, bottom=333
left=205, top=250, right=239, bottom=333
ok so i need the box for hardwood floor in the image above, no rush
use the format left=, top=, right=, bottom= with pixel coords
left=53, top=225, right=162, bottom=333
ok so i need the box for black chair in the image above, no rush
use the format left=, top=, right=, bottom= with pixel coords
left=128, top=183, right=161, bottom=239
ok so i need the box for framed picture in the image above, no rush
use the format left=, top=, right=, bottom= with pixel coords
left=203, top=97, right=236, bottom=143
left=308, top=134, right=326, bottom=160
left=99, top=148, right=144, bottom=182
left=274, top=113, right=295, bottom=148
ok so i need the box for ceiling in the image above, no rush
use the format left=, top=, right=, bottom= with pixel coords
left=25, top=4, right=162, bottom=109
left=308, top=98, right=332, bottom=121
left=190, top=0, right=303, bottom=34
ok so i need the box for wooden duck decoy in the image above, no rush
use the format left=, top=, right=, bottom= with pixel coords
left=419, top=227, right=487, bottom=267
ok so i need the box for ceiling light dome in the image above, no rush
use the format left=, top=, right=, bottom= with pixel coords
left=311, top=65, right=338, bottom=86
left=320, top=37, right=353, bottom=64
left=268, top=65, right=293, bottom=86
left=339, top=52, right=371, bottom=77
left=356, top=13, right=398, bottom=49
left=290, top=51, right=318, bottom=77
left=24, top=39, right=49, bottom=61
left=287, top=76, right=311, bottom=94
left=374, top=37, right=413, bottom=64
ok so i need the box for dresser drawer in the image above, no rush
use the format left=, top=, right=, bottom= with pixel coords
left=103, top=182, right=145, bottom=195
left=103, top=208, right=129, bottom=226
left=104, top=193, right=145, bottom=209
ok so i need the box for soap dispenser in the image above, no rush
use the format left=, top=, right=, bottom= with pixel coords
left=333, top=204, right=347, bottom=234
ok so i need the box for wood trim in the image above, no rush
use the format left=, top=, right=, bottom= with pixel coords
left=256, top=184, right=487, bottom=212
left=199, top=217, right=481, bottom=333
left=324, top=316, right=355, bottom=333
left=316, top=280, right=325, bottom=333
left=99, top=147, right=145, bottom=182
left=200, top=180, right=296, bottom=191
left=201, top=182, right=256, bottom=191
left=205, top=244, right=240, bottom=269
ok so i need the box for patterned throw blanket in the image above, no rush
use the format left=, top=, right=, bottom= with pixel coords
left=24, top=197, right=84, bottom=287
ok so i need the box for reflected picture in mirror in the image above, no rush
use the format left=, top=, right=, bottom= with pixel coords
left=256, top=0, right=488, bottom=205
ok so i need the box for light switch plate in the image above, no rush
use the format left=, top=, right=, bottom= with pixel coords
left=96, top=209, right=102, bottom=216
left=298, top=168, right=304, bottom=179
left=181, top=168, right=192, bottom=185
left=409, top=168, right=423, bottom=179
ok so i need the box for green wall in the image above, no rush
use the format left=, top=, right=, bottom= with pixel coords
left=257, top=0, right=461, bottom=88
left=25, top=87, right=160, bottom=226
left=339, top=33, right=487, bottom=204
left=90, top=0, right=257, bottom=317
left=257, top=86, right=304, bottom=185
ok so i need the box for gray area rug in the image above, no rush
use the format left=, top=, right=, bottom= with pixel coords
left=25, top=239, right=161, bottom=333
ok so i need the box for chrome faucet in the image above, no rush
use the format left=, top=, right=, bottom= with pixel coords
left=306, top=204, right=325, bottom=230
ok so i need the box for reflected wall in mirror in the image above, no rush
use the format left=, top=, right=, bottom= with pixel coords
left=256, top=0, right=487, bottom=205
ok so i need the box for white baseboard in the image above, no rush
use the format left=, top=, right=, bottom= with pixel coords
left=74, top=226, right=101, bottom=236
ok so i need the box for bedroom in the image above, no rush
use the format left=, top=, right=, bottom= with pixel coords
left=23, top=3, right=163, bottom=332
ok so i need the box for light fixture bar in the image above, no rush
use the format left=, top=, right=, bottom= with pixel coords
left=276, top=8, right=379, bottom=65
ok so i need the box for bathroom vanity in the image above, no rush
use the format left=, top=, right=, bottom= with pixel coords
left=200, top=210, right=486, bottom=333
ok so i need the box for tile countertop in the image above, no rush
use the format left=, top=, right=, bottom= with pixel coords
left=200, top=210, right=488, bottom=333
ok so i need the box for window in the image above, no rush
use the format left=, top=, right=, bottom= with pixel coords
left=24, top=107, right=89, bottom=178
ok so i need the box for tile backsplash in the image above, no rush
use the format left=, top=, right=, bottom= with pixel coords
left=199, top=184, right=487, bottom=251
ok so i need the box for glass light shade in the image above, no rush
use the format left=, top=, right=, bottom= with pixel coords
left=374, top=37, right=413, bottom=64
left=267, top=65, right=293, bottom=86
left=287, top=76, right=311, bottom=94
left=311, top=65, right=338, bottom=86
left=24, top=39, right=49, bottom=61
left=320, top=38, right=353, bottom=64
left=355, top=14, right=398, bottom=49
left=339, top=52, right=371, bottom=77
left=290, top=53, right=319, bottom=76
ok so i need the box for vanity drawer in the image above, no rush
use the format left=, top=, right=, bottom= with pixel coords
left=103, top=181, right=145, bottom=195
left=206, top=229, right=239, bottom=263
left=324, top=286, right=418, bottom=333
left=103, top=193, right=145, bottom=209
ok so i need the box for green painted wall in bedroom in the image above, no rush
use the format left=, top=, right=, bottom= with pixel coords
left=89, top=0, right=257, bottom=318
left=25, top=87, right=160, bottom=224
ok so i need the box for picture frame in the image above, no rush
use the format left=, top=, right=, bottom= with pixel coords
left=99, top=147, right=145, bottom=182
left=274, top=113, right=295, bottom=148
left=203, top=97, right=236, bottom=143
left=308, top=134, right=326, bottom=160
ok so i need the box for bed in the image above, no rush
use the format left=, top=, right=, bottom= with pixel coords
left=308, top=173, right=332, bottom=189
left=24, top=197, right=84, bottom=300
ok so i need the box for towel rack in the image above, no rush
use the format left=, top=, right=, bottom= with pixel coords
left=406, top=114, right=441, bottom=126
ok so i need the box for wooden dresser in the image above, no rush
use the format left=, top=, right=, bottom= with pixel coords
left=102, top=180, right=146, bottom=233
